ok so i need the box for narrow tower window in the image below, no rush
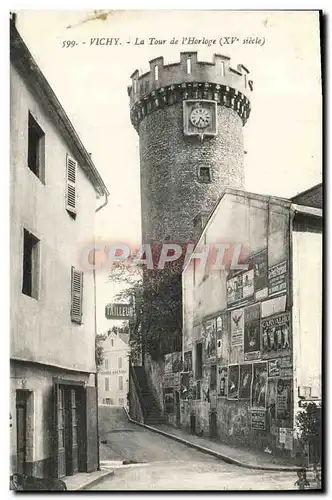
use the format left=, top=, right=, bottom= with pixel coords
left=198, top=167, right=212, bottom=183
left=154, top=65, right=159, bottom=81
left=244, top=74, right=247, bottom=88
left=133, top=79, right=137, bottom=93
left=186, top=58, right=192, bottom=74
left=221, top=62, right=225, bottom=77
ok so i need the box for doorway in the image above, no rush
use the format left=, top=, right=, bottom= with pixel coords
left=16, top=390, right=28, bottom=474
left=175, top=391, right=180, bottom=427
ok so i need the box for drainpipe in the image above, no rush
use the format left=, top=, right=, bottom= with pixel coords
left=93, top=190, right=109, bottom=471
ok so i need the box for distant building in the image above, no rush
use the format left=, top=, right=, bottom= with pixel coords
left=10, top=18, right=109, bottom=479
left=98, top=330, right=130, bottom=406
left=290, top=183, right=322, bottom=209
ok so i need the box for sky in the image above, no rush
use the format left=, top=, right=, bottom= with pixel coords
left=13, top=10, right=322, bottom=333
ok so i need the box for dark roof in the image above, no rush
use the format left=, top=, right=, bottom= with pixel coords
left=10, top=19, right=109, bottom=197
left=290, top=183, right=322, bottom=209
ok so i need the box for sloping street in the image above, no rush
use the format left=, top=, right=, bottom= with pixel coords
left=92, top=406, right=297, bottom=491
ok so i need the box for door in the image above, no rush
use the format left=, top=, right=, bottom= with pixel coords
left=16, top=391, right=28, bottom=474
left=53, top=383, right=66, bottom=478
left=175, top=391, right=180, bottom=426
left=65, top=389, right=78, bottom=475
left=209, top=410, right=217, bottom=438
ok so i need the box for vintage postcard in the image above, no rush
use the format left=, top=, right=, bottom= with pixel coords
left=9, top=9, right=322, bottom=491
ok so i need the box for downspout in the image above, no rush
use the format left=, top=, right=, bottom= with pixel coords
left=93, top=191, right=109, bottom=471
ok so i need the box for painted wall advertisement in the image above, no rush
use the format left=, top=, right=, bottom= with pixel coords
left=231, top=309, right=244, bottom=347
left=204, top=318, right=217, bottom=361
left=251, top=409, right=266, bottom=430
left=253, top=249, right=268, bottom=299
left=227, top=365, right=239, bottom=400
left=268, top=260, right=288, bottom=296
left=252, top=362, right=268, bottom=408
left=217, top=365, right=227, bottom=397
left=183, top=351, right=193, bottom=372
left=261, top=312, right=291, bottom=359
left=239, top=364, right=252, bottom=400
left=227, top=274, right=243, bottom=306
left=244, top=304, right=261, bottom=361
left=216, top=313, right=229, bottom=362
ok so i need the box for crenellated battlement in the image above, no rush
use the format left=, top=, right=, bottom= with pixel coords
left=128, top=52, right=253, bottom=105
left=128, top=52, right=253, bottom=129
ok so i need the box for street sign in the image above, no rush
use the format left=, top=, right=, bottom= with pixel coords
left=105, top=303, right=135, bottom=320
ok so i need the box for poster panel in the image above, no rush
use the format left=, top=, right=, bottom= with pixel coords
left=183, top=351, right=193, bottom=372
left=261, top=295, right=287, bottom=319
left=276, top=378, right=292, bottom=421
left=261, top=312, right=291, bottom=359
left=163, top=372, right=181, bottom=388
left=204, top=318, right=217, bottom=361
left=231, top=309, right=244, bottom=347
left=252, top=362, right=268, bottom=408
left=268, top=260, right=288, bottom=296
left=180, top=371, right=194, bottom=400
left=172, top=352, right=182, bottom=373
left=253, top=249, right=268, bottom=298
left=217, top=364, right=227, bottom=397
left=268, top=357, right=292, bottom=378
left=227, top=365, right=239, bottom=400
left=227, top=274, right=243, bottom=306
left=244, top=304, right=260, bottom=361
left=243, top=269, right=254, bottom=298
left=251, top=409, right=266, bottom=430
left=216, top=313, right=229, bottom=362
left=239, top=364, right=252, bottom=400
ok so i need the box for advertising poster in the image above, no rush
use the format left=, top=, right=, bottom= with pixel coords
left=268, top=357, right=292, bottom=378
left=204, top=318, right=217, bottom=361
left=216, top=313, right=229, bottom=361
left=243, top=269, right=254, bottom=298
left=276, top=379, right=292, bottom=422
left=251, top=409, right=266, bottom=430
left=253, top=249, right=268, bottom=298
left=268, top=260, right=288, bottom=296
left=244, top=304, right=261, bottom=361
left=217, top=365, right=227, bottom=397
left=180, top=371, right=194, bottom=400
left=252, top=362, right=268, bottom=408
left=261, top=312, right=291, bottom=359
left=183, top=350, right=193, bottom=372
left=239, top=364, right=252, bottom=400
left=172, top=352, right=182, bottom=373
left=227, top=274, right=243, bottom=306
left=165, top=353, right=173, bottom=374
left=164, top=372, right=181, bottom=388
left=227, top=365, right=240, bottom=400
left=261, top=295, right=287, bottom=319
left=231, top=309, right=244, bottom=347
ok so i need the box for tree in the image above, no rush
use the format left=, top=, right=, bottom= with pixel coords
left=295, top=402, right=322, bottom=466
left=95, top=334, right=106, bottom=371
left=109, top=259, right=183, bottom=361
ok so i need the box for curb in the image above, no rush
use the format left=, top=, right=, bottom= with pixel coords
left=124, top=407, right=301, bottom=473
left=76, top=470, right=115, bottom=491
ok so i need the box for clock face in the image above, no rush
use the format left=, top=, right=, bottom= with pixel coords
left=190, top=107, right=211, bottom=129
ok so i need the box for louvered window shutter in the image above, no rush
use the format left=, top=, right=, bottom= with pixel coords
left=66, top=155, right=77, bottom=214
left=71, top=267, right=83, bottom=323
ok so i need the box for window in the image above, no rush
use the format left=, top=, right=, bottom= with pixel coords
left=105, top=359, right=109, bottom=370
left=133, top=80, right=137, bottom=93
left=154, top=65, right=159, bottom=81
left=111, top=339, right=114, bottom=347
left=196, top=343, right=203, bottom=379
left=186, top=58, right=191, bottom=74
left=22, top=229, right=40, bottom=299
left=65, top=154, right=77, bottom=216
left=118, top=397, right=124, bottom=405
left=118, top=376, right=123, bottom=391
left=105, top=377, right=109, bottom=392
left=71, top=267, right=83, bottom=324
left=118, top=357, right=122, bottom=369
left=27, top=112, right=45, bottom=181
left=198, top=167, right=212, bottom=183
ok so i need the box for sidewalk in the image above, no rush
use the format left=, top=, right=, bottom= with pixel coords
left=63, top=469, right=114, bottom=491
left=125, top=410, right=301, bottom=472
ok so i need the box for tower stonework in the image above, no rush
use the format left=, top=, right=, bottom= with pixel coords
left=128, top=52, right=253, bottom=246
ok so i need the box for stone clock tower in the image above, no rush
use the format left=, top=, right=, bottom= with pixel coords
left=128, top=52, right=253, bottom=246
